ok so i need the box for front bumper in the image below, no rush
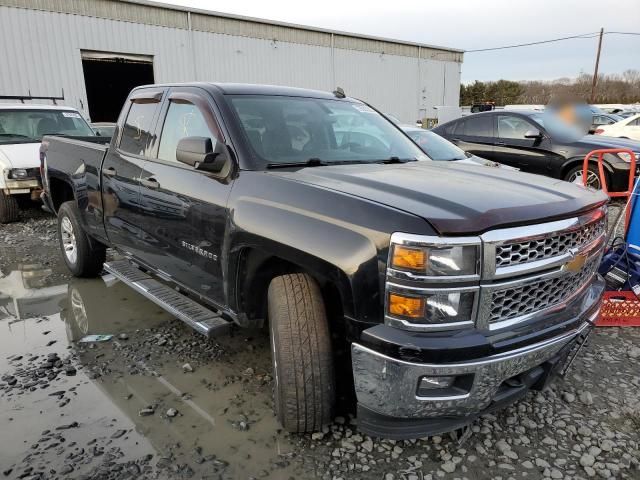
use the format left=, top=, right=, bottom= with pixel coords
left=352, top=278, right=602, bottom=439
left=3, top=178, right=41, bottom=197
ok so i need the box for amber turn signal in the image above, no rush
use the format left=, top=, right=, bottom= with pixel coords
left=392, top=245, right=427, bottom=271
left=388, top=293, right=424, bottom=318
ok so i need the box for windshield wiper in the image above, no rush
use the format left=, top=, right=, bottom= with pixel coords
left=0, top=133, right=33, bottom=139
left=267, top=158, right=330, bottom=169
left=377, top=157, right=417, bottom=164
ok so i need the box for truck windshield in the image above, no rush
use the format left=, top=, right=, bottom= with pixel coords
left=0, top=109, right=94, bottom=144
left=228, top=95, right=429, bottom=165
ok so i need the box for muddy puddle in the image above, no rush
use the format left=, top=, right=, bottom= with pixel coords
left=0, top=264, right=314, bottom=479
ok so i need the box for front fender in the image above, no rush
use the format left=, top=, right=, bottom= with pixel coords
left=225, top=172, right=432, bottom=324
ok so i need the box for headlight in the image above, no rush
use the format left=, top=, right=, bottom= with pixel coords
left=386, top=233, right=481, bottom=330
left=386, top=288, right=477, bottom=328
left=388, top=290, right=476, bottom=323
left=390, top=235, right=480, bottom=278
left=9, top=168, right=29, bottom=179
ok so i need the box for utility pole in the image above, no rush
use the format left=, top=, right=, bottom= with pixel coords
left=590, top=28, right=604, bottom=104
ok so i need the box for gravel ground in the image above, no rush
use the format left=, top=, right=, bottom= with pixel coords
left=1, top=208, right=639, bottom=480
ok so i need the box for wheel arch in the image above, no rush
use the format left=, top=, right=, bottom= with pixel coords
left=48, top=177, right=76, bottom=214
left=560, top=155, right=615, bottom=180
left=232, top=244, right=356, bottom=330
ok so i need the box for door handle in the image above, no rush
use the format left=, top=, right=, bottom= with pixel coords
left=102, top=166, right=117, bottom=177
left=140, top=177, right=160, bottom=189
left=494, top=142, right=506, bottom=146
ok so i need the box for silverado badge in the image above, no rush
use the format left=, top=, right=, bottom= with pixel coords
left=181, top=241, right=218, bottom=261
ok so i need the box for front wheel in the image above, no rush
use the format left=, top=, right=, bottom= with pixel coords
left=565, top=164, right=608, bottom=190
left=268, top=273, right=335, bottom=433
left=0, top=191, right=20, bottom=223
left=57, top=201, right=106, bottom=277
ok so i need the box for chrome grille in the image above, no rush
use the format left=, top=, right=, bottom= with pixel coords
left=489, top=257, right=599, bottom=323
left=495, top=217, right=606, bottom=268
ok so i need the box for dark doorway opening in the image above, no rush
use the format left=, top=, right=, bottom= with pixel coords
left=81, top=52, right=154, bottom=122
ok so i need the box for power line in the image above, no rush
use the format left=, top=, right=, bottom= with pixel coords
left=605, top=31, right=640, bottom=36
left=466, top=32, right=599, bottom=53
left=466, top=30, right=640, bottom=53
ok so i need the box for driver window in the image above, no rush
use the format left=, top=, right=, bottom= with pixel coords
left=497, top=116, right=535, bottom=139
left=158, top=101, right=219, bottom=163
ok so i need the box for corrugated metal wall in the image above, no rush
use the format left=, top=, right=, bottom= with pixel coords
left=0, top=2, right=462, bottom=122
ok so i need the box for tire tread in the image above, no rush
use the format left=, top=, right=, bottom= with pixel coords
left=268, top=273, right=334, bottom=433
left=0, top=191, right=20, bottom=223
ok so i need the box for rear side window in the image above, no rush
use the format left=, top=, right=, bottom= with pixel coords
left=119, top=101, right=159, bottom=156
left=462, top=116, right=492, bottom=137
left=158, top=101, right=220, bottom=163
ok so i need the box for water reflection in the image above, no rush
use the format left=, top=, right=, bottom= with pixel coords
left=0, top=264, right=305, bottom=479
left=0, top=264, right=66, bottom=320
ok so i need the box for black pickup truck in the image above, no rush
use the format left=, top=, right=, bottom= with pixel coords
left=41, top=83, right=608, bottom=439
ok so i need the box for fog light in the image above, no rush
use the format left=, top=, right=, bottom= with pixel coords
left=416, top=373, right=474, bottom=398
left=418, top=375, right=455, bottom=390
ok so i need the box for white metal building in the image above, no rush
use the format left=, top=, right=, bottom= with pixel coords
left=0, top=0, right=463, bottom=123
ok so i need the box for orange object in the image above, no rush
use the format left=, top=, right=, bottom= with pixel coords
left=391, top=245, right=427, bottom=271
left=388, top=293, right=424, bottom=318
left=583, top=148, right=637, bottom=231
left=596, top=291, right=640, bottom=327
left=583, top=148, right=636, bottom=199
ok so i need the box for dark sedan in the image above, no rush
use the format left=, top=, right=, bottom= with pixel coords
left=401, top=126, right=516, bottom=170
left=433, top=110, right=640, bottom=190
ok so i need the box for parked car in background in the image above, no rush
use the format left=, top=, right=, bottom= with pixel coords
left=595, top=114, right=640, bottom=141
left=0, top=104, right=94, bottom=222
left=90, top=122, right=116, bottom=137
left=590, top=113, right=624, bottom=134
left=619, top=110, right=640, bottom=119
left=401, top=126, right=516, bottom=169
left=42, top=82, right=607, bottom=439
left=433, top=110, right=640, bottom=190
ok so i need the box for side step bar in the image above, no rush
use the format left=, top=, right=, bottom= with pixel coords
left=103, top=260, right=231, bottom=337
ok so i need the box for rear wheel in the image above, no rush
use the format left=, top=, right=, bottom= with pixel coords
left=57, top=201, right=106, bottom=277
left=0, top=191, right=20, bottom=223
left=268, top=273, right=335, bottom=433
left=565, top=164, right=608, bottom=190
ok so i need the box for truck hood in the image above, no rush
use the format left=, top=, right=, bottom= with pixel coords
left=0, top=142, right=41, bottom=169
left=269, top=161, right=608, bottom=235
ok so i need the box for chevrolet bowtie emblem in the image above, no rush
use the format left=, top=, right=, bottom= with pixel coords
left=563, top=251, right=587, bottom=273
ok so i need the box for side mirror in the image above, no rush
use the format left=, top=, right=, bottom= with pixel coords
left=524, top=129, right=542, bottom=139
left=176, top=136, right=230, bottom=173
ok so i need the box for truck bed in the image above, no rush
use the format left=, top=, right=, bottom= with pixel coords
left=41, top=135, right=111, bottom=241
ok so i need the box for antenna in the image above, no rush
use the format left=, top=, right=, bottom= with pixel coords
left=333, top=87, right=346, bottom=99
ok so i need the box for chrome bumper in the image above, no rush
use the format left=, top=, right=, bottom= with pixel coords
left=352, top=310, right=597, bottom=419
left=4, top=178, right=41, bottom=195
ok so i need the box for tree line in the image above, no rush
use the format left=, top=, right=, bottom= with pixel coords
left=460, top=70, right=640, bottom=106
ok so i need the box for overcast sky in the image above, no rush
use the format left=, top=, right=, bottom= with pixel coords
left=157, top=0, right=639, bottom=83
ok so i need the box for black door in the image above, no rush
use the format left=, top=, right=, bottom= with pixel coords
left=449, top=115, right=496, bottom=160
left=102, top=89, right=164, bottom=259
left=493, top=114, right=559, bottom=174
left=136, top=87, right=233, bottom=306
